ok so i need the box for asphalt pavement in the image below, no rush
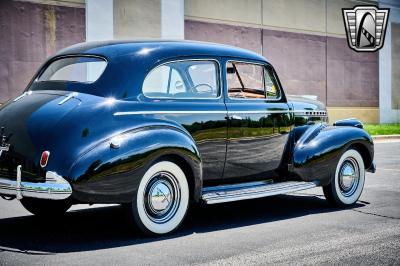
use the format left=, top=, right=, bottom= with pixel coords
left=0, top=141, right=399, bottom=265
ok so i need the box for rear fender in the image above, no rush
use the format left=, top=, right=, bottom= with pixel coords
left=291, top=123, right=374, bottom=186
left=68, top=125, right=202, bottom=203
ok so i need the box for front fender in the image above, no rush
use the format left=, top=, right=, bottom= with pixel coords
left=291, top=123, right=374, bottom=185
left=68, top=125, right=201, bottom=203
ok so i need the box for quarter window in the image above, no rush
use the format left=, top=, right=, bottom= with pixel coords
left=142, top=60, right=219, bottom=98
left=265, top=67, right=280, bottom=99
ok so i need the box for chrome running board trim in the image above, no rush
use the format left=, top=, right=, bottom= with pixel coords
left=202, top=181, right=317, bottom=204
left=0, top=165, right=72, bottom=200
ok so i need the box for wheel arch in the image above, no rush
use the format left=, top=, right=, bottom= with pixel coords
left=348, top=142, right=374, bottom=171
left=152, top=153, right=202, bottom=203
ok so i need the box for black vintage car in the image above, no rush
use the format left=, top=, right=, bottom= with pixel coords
left=0, top=41, right=375, bottom=235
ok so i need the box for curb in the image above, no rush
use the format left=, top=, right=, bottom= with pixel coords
left=372, top=134, right=400, bottom=140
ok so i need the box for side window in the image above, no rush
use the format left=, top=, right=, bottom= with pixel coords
left=142, top=60, right=219, bottom=99
left=142, top=65, right=186, bottom=96
left=187, top=62, right=218, bottom=97
left=264, top=67, right=280, bottom=99
left=227, top=62, right=265, bottom=99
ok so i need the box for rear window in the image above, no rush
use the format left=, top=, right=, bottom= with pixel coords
left=37, top=57, right=107, bottom=83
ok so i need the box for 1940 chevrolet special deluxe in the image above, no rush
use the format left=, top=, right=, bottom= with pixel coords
left=0, top=41, right=375, bottom=235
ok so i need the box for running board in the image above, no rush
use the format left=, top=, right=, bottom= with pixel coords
left=201, top=181, right=317, bottom=204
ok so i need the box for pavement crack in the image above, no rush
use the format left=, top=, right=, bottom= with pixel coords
left=351, top=209, right=400, bottom=220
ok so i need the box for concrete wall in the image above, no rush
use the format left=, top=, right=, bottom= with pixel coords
left=262, top=0, right=326, bottom=34
left=327, top=37, right=379, bottom=107
left=185, top=0, right=262, bottom=26
left=16, top=0, right=85, bottom=8
left=262, top=29, right=327, bottom=103
left=0, top=0, right=85, bottom=103
left=393, top=23, right=400, bottom=110
left=185, top=20, right=262, bottom=54
left=113, top=0, right=161, bottom=39
left=86, top=0, right=184, bottom=41
left=0, top=0, right=393, bottom=124
left=184, top=0, right=381, bottom=123
left=379, top=2, right=400, bottom=123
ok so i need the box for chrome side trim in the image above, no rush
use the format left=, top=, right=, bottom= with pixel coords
left=58, top=92, right=79, bottom=105
left=0, top=166, right=72, bottom=200
left=13, top=92, right=27, bottom=102
left=115, top=110, right=226, bottom=115
left=114, top=110, right=327, bottom=116
left=202, top=180, right=317, bottom=204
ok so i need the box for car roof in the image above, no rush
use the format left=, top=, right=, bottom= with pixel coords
left=40, top=40, right=270, bottom=100
left=55, top=40, right=268, bottom=63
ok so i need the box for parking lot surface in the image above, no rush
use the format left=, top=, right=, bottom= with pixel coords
left=0, top=141, right=399, bottom=265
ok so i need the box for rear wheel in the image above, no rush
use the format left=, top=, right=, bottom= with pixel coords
left=20, top=198, right=72, bottom=217
left=323, top=149, right=365, bottom=206
left=124, top=161, right=189, bottom=235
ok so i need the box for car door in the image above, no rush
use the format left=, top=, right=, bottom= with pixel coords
left=141, top=58, right=227, bottom=181
left=223, top=59, right=293, bottom=181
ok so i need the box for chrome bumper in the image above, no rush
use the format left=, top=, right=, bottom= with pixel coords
left=0, top=165, right=72, bottom=200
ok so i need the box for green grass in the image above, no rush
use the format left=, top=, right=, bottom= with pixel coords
left=364, top=124, right=400, bottom=136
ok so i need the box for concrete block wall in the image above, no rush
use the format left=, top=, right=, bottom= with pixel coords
left=0, top=0, right=85, bottom=102
left=380, top=1, right=400, bottom=123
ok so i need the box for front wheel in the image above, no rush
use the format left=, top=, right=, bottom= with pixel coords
left=323, top=149, right=365, bottom=206
left=124, top=161, right=189, bottom=235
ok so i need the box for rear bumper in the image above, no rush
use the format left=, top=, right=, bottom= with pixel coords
left=0, top=165, right=72, bottom=200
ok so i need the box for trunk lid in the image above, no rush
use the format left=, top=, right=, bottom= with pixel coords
left=0, top=91, right=81, bottom=181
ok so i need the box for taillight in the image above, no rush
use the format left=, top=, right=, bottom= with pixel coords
left=40, top=151, right=50, bottom=168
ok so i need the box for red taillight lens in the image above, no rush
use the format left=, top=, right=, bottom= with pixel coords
left=40, top=151, right=50, bottom=168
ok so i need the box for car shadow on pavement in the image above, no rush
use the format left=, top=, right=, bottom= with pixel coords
left=0, top=193, right=366, bottom=255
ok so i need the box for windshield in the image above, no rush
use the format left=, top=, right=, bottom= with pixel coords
left=37, top=57, right=107, bottom=83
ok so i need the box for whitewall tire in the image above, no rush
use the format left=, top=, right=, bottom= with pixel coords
left=323, top=149, right=365, bottom=206
left=126, top=161, right=189, bottom=235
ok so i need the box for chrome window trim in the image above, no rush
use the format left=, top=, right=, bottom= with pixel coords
left=225, top=60, right=283, bottom=102
left=114, top=110, right=327, bottom=116
left=142, top=58, right=223, bottom=100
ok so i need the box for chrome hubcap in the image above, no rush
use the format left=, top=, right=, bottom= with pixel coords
left=149, top=181, right=172, bottom=213
left=338, top=157, right=360, bottom=197
left=144, top=172, right=180, bottom=224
